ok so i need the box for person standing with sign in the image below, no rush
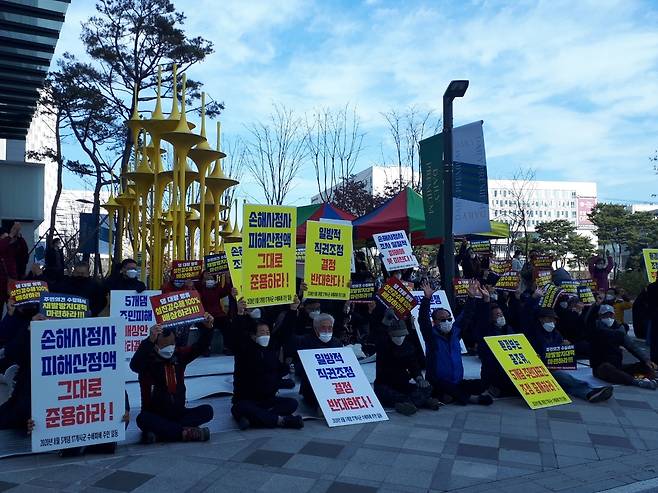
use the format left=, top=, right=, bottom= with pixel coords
left=130, top=313, right=216, bottom=443
left=231, top=299, right=304, bottom=430
left=197, top=270, right=234, bottom=354
left=104, top=259, right=146, bottom=294
left=418, top=280, right=492, bottom=406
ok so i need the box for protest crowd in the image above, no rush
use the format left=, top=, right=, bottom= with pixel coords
left=1, top=215, right=658, bottom=459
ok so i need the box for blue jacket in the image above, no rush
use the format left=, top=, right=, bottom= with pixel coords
left=418, top=296, right=466, bottom=385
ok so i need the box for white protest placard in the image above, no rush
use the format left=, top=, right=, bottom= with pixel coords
left=30, top=317, right=125, bottom=453
left=410, top=290, right=466, bottom=354
left=298, top=347, right=388, bottom=427
left=110, top=290, right=160, bottom=358
left=373, top=230, right=418, bottom=271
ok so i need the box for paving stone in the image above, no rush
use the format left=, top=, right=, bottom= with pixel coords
left=459, top=432, right=500, bottom=448
left=325, top=481, right=378, bottom=493
left=339, top=461, right=389, bottom=483
left=615, top=398, right=653, bottom=409
left=456, top=443, right=499, bottom=461
left=384, top=466, right=434, bottom=489
left=451, top=460, right=498, bottom=479
left=402, top=437, right=446, bottom=454
left=299, top=441, right=345, bottom=458
left=553, top=443, right=598, bottom=459
left=500, top=436, right=541, bottom=453
left=93, top=471, right=154, bottom=492
left=588, top=433, right=634, bottom=449
left=257, top=473, right=317, bottom=493
left=0, top=481, right=17, bottom=493
left=243, top=449, right=293, bottom=467
left=547, top=410, right=582, bottom=422
left=499, top=449, right=542, bottom=466
left=350, top=448, right=398, bottom=466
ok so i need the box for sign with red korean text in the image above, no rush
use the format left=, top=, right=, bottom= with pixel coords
left=577, top=197, right=596, bottom=228
left=30, top=317, right=125, bottom=452
left=453, top=278, right=470, bottom=299
left=110, top=290, right=160, bottom=357
left=170, top=260, right=203, bottom=281
left=297, top=347, right=387, bottom=427
left=376, top=276, right=417, bottom=319
left=532, top=255, right=554, bottom=270
left=535, top=270, right=552, bottom=288
left=484, top=334, right=571, bottom=409
left=242, top=204, right=297, bottom=307
left=9, top=280, right=48, bottom=306
left=150, top=290, right=205, bottom=328
left=373, top=230, right=418, bottom=271
left=304, top=220, right=352, bottom=300
left=489, top=258, right=512, bottom=275
left=545, top=345, right=577, bottom=370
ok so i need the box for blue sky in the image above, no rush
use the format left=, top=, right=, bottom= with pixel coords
left=55, top=0, right=658, bottom=205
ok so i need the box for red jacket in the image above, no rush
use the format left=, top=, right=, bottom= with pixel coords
left=198, top=277, right=232, bottom=318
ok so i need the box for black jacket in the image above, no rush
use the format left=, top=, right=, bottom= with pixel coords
left=295, top=332, right=342, bottom=399
left=52, top=276, right=107, bottom=316
left=374, top=337, right=423, bottom=390
left=103, top=275, right=146, bottom=294
left=590, top=320, right=647, bottom=370
left=130, top=325, right=211, bottom=419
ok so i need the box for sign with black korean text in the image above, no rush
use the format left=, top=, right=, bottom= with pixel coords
left=376, top=277, right=417, bottom=319
left=373, top=230, right=418, bottom=271
left=150, top=290, right=205, bottom=328
left=40, top=293, right=89, bottom=319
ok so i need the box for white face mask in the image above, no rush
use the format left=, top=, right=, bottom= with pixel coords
left=205, top=280, right=217, bottom=288
left=601, top=317, right=615, bottom=327
left=604, top=294, right=615, bottom=301
left=559, top=301, right=568, bottom=309
left=255, top=335, right=270, bottom=347
left=308, top=310, right=320, bottom=320
left=495, top=316, right=506, bottom=328
left=490, top=293, right=498, bottom=301
left=542, top=322, right=555, bottom=332
left=318, top=333, right=333, bottom=343
left=249, top=308, right=262, bottom=319
left=438, top=321, right=453, bottom=334
left=391, top=336, right=406, bottom=346
left=126, top=269, right=139, bottom=279
left=469, top=253, right=476, bottom=259
left=157, top=344, right=175, bottom=359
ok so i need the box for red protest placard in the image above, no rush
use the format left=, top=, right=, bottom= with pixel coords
left=170, top=260, right=203, bottom=281
left=9, top=280, right=49, bottom=306
left=150, top=290, right=206, bottom=328
left=453, top=278, right=471, bottom=300
left=496, top=272, right=521, bottom=292
left=376, top=277, right=417, bottom=319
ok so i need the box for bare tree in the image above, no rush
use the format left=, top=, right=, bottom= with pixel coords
left=496, top=168, right=536, bottom=256
left=220, top=135, right=247, bottom=218
left=246, top=105, right=307, bottom=205
left=305, top=104, right=364, bottom=202
left=382, top=106, right=440, bottom=191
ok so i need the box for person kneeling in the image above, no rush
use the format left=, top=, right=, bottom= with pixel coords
left=231, top=299, right=303, bottom=430
left=130, top=314, right=216, bottom=443
left=374, top=321, right=440, bottom=416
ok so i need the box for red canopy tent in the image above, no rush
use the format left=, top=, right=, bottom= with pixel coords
left=352, top=187, right=443, bottom=245
left=296, top=203, right=356, bottom=244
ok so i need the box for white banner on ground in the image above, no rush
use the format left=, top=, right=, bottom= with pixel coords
left=30, top=317, right=125, bottom=453
left=373, top=230, right=418, bottom=271
left=297, top=347, right=388, bottom=427
left=410, top=290, right=466, bottom=354
left=110, top=290, right=160, bottom=358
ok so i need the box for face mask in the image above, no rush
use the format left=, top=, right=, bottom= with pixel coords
left=469, top=253, right=476, bottom=259
left=596, top=264, right=605, bottom=269
left=255, top=335, right=270, bottom=347
left=157, top=344, right=175, bottom=359
left=438, top=321, right=453, bottom=334
left=559, top=301, right=568, bottom=309
left=601, top=318, right=615, bottom=327
left=542, top=322, right=555, bottom=332
left=173, top=280, right=184, bottom=288
left=490, top=293, right=498, bottom=301
left=249, top=308, right=262, bottom=319
left=308, top=310, right=320, bottom=320
left=318, top=333, right=333, bottom=343
left=205, top=280, right=217, bottom=288
left=605, top=294, right=615, bottom=301
left=495, top=316, right=506, bottom=327
left=391, top=336, right=405, bottom=346
left=126, top=269, right=139, bottom=279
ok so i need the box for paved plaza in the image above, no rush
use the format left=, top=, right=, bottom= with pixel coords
left=3, top=381, right=658, bottom=493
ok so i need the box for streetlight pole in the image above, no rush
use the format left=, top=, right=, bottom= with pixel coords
left=441, top=80, right=469, bottom=306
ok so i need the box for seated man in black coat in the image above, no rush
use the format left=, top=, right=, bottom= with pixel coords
left=373, top=321, right=439, bottom=416
left=231, top=299, right=303, bottom=430
left=130, top=313, right=215, bottom=443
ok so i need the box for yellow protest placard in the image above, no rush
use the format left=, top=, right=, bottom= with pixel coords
left=484, top=333, right=571, bottom=410
left=225, top=244, right=243, bottom=298
left=242, top=204, right=297, bottom=307
left=643, top=248, right=658, bottom=283
left=304, top=221, right=352, bottom=300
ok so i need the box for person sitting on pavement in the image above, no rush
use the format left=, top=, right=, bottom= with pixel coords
left=590, top=304, right=657, bottom=389
left=373, top=319, right=440, bottom=415
left=418, top=279, right=493, bottom=406
left=555, top=295, right=591, bottom=359
left=231, top=298, right=303, bottom=430
left=130, top=313, right=216, bottom=443
left=522, top=296, right=613, bottom=403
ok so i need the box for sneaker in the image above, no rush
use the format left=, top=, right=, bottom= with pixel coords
left=237, top=417, right=250, bottom=431
left=280, top=415, right=304, bottom=429
left=423, top=397, right=442, bottom=411
left=182, top=426, right=211, bottom=442
left=477, top=394, right=494, bottom=406
left=141, top=431, right=157, bottom=444
left=634, top=378, right=657, bottom=390
left=394, top=401, right=418, bottom=416
left=587, top=386, right=614, bottom=403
